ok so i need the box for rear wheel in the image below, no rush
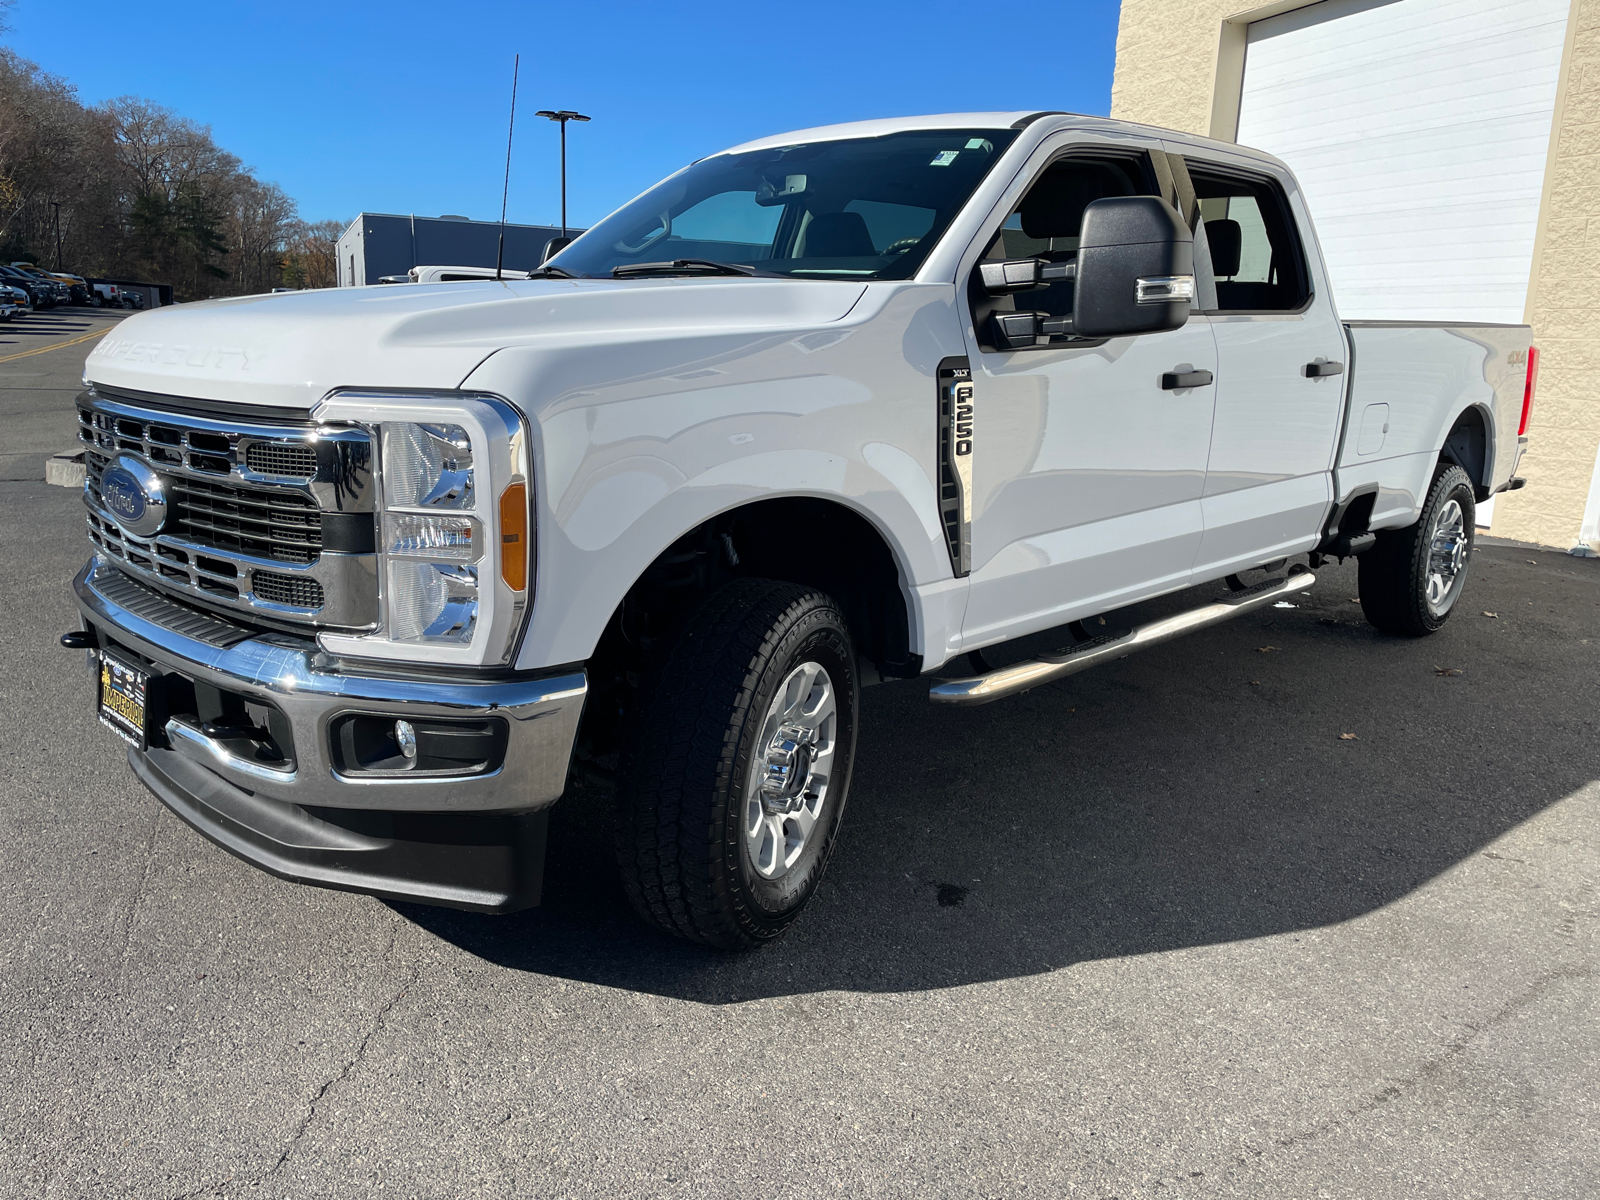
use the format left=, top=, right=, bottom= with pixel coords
left=615, top=579, right=858, bottom=949
left=1359, top=462, right=1476, bottom=636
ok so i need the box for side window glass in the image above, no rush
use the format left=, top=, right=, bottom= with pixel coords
left=970, top=154, right=1152, bottom=348
left=1185, top=163, right=1309, bottom=312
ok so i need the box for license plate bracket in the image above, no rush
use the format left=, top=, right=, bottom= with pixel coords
left=98, top=650, right=151, bottom=750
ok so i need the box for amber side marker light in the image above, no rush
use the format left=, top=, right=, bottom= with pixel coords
left=499, top=482, right=528, bottom=590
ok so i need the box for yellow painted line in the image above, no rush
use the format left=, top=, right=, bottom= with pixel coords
left=0, top=326, right=109, bottom=364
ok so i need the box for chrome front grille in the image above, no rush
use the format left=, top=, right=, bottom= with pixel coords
left=77, top=389, right=378, bottom=630
left=87, top=451, right=323, bottom=565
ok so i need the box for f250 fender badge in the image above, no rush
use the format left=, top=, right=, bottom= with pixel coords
left=100, top=454, right=168, bottom=538
left=953, top=382, right=975, bottom=455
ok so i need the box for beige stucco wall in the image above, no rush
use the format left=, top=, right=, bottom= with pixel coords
left=1111, top=0, right=1600, bottom=549
left=1112, top=0, right=1244, bottom=137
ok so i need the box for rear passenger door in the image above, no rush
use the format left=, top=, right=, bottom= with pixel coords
left=1175, top=149, right=1348, bottom=576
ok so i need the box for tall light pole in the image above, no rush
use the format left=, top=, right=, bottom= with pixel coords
left=51, top=201, right=62, bottom=270
left=534, top=110, right=589, bottom=239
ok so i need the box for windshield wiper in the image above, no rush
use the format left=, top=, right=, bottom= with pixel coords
left=525, top=264, right=578, bottom=278
left=612, top=258, right=759, bottom=279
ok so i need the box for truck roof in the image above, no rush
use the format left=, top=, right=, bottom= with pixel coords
left=714, top=110, right=1289, bottom=174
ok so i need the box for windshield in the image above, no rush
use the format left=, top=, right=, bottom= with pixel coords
left=551, top=128, right=1018, bottom=281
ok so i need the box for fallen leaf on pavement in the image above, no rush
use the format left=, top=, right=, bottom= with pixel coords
left=1338, top=733, right=1358, bottom=741
left=1483, top=611, right=1498, bottom=618
left=1257, top=646, right=1278, bottom=653
left=1273, top=601, right=1297, bottom=608
left=1248, top=680, right=1261, bottom=686
left=1435, top=667, right=1463, bottom=676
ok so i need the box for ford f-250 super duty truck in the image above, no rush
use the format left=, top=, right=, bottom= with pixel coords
left=65, top=112, right=1537, bottom=950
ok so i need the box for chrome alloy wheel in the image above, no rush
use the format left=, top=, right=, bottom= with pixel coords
left=744, top=661, right=836, bottom=881
left=1425, top=497, right=1469, bottom=613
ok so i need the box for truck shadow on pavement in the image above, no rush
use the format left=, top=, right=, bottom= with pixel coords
left=395, top=548, right=1600, bottom=1002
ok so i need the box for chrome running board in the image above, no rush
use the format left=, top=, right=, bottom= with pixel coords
left=929, top=568, right=1316, bottom=706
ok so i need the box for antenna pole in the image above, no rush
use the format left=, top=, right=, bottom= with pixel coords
left=496, top=54, right=520, bottom=281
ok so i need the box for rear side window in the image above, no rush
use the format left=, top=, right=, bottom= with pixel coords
left=1185, top=162, right=1309, bottom=312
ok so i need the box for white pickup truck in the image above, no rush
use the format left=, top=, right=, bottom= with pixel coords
left=67, top=112, right=1536, bottom=949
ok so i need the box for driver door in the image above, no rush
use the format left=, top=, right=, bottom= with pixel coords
left=958, top=142, right=1218, bottom=651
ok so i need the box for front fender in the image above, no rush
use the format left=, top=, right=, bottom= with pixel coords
left=458, top=289, right=969, bottom=669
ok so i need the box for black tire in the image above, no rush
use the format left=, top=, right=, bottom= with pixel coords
left=1359, top=462, right=1476, bottom=636
left=616, top=578, right=859, bottom=950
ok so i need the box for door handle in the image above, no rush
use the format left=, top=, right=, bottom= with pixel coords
left=1161, top=368, right=1213, bottom=390
left=1304, top=359, right=1344, bottom=377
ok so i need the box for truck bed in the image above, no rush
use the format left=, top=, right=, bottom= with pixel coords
left=1337, top=321, right=1531, bottom=531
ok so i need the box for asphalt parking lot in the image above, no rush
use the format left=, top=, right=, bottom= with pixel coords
left=1, top=312, right=1596, bottom=1199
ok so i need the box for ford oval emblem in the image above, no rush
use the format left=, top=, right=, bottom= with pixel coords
left=102, top=468, right=146, bottom=523
left=100, top=454, right=168, bottom=538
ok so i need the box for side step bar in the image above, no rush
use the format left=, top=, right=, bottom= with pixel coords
left=929, top=568, right=1316, bottom=706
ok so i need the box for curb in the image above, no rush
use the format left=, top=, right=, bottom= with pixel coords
left=46, top=451, right=85, bottom=488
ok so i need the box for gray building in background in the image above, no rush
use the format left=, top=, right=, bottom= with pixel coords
left=336, top=214, right=579, bottom=286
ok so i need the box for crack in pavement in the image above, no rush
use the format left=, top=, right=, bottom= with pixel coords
left=116, top=807, right=162, bottom=978
left=1223, top=964, right=1594, bottom=1178
left=167, top=927, right=423, bottom=1199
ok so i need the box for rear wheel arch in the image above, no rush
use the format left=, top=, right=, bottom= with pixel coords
left=1440, top=405, right=1492, bottom=501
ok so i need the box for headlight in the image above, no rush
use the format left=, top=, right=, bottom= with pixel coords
left=311, top=393, right=531, bottom=667
left=383, top=422, right=474, bottom=508
left=381, top=422, right=482, bottom=645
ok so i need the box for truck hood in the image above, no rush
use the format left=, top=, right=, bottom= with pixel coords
left=85, top=277, right=870, bottom=410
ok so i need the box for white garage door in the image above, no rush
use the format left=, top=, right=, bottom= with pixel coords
left=1235, top=0, right=1569, bottom=324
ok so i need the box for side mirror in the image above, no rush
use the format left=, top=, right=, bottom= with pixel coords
left=541, top=236, right=573, bottom=264
left=986, top=195, right=1194, bottom=348
left=1073, top=195, right=1193, bottom=338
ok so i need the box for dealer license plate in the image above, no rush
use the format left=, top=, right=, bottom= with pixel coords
left=98, top=651, right=150, bottom=749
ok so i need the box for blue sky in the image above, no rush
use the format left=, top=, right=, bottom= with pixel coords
left=8, top=0, right=1120, bottom=231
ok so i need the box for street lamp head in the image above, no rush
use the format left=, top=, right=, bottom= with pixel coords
left=535, top=110, right=590, bottom=123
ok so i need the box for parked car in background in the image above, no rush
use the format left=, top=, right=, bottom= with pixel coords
left=9, top=264, right=70, bottom=307
left=89, top=282, right=119, bottom=308
left=407, top=265, right=535, bottom=283
left=47, top=271, right=92, bottom=306
left=0, top=283, right=26, bottom=319
left=0, top=265, right=54, bottom=308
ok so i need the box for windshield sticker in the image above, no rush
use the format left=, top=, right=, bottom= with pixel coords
left=965, top=138, right=993, bottom=151
left=929, top=150, right=960, bottom=167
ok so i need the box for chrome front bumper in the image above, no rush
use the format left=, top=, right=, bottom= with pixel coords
left=73, top=557, right=586, bottom=815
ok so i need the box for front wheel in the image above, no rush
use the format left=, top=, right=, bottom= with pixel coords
left=616, top=579, right=859, bottom=949
left=1359, top=462, right=1476, bottom=636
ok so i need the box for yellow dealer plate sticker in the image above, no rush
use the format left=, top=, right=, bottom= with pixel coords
left=98, top=650, right=150, bottom=749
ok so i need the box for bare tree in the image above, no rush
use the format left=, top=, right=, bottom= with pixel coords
left=0, top=46, right=340, bottom=298
left=282, top=218, right=343, bottom=290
